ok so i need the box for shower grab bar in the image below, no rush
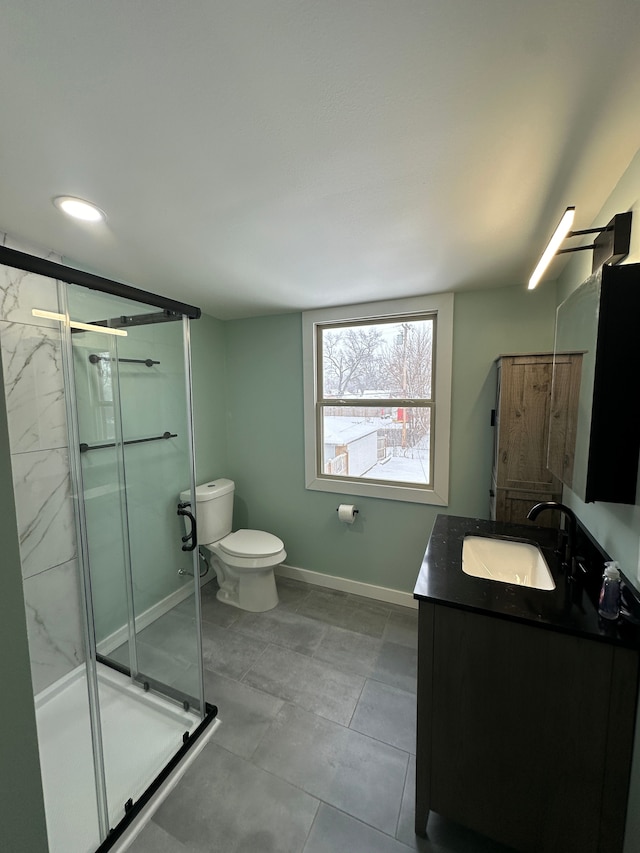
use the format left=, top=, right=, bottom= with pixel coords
left=89, top=354, right=160, bottom=367
left=79, top=431, right=177, bottom=453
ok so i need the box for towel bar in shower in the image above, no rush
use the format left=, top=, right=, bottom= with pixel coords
left=89, top=354, right=160, bottom=367
left=79, top=431, right=177, bottom=453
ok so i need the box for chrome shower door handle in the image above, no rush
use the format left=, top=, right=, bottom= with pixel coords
left=177, top=502, right=198, bottom=552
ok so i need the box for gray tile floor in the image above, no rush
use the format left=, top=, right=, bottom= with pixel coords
left=125, top=578, right=516, bottom=853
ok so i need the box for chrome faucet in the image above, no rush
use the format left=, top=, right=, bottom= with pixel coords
left=526, top=501, right=579, bottom=579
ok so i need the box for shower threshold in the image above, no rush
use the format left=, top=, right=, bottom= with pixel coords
left=35, top=662, right=217, bottom=853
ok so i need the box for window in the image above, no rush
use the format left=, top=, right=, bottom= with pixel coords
left=303, top=293, right=453, bottom=505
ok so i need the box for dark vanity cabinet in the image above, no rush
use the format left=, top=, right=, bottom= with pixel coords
left=415, top=515, right=640, bottom=853
left=550, top=262, right=640, bottom=503
left=416, top=602, right=638, bottom=853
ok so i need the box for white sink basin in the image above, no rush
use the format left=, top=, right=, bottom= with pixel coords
left=462, top=535, right=555, bottom=590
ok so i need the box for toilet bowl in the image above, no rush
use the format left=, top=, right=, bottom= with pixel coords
left=206, top=529, right=284, bottom=612
left=179, top=479, right=284, bottom=612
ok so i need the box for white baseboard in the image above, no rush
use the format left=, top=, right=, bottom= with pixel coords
left=276, top=563, right=417, bottom=609
left=99, top=563, right=416, bottom=658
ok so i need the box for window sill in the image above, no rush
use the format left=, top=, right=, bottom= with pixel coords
left=305, top=474, right=448, bottom=506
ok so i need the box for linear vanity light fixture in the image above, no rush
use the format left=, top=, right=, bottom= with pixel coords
left=528, top=207, right=632, bottom=290
left=32, top=309, right=128, bottom=336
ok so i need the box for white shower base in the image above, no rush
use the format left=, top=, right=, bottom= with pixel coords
left=35, top=662, right=206, bottom=853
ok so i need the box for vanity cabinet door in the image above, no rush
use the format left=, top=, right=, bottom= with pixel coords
left=416, top=602, right=637, bottom=853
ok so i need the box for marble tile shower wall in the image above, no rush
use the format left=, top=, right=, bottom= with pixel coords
left=0, top=231, right=84, bottom=695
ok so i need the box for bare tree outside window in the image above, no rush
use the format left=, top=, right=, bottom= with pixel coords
left=318, top=315, right=435, bottom=487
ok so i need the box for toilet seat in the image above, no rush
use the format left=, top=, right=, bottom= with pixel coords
left=219, top=529, right=284, bottom=558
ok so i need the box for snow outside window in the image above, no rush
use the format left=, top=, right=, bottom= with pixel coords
left=303, top=293, right=453, bottom=505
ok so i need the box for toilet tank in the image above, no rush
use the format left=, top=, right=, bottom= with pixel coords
left=179, top=478, right=235, bottom=546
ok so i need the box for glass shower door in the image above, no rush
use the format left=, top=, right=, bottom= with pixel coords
left=64, top=282, right=205, bottom=831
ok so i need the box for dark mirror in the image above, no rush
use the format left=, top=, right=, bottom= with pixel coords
left=549, top=263, right=640, bottom=504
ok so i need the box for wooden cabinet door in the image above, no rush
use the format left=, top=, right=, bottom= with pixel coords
left=495, top=487, right=560, bottom=526
left=495, top=355, right=562, bottom=492
left=548, top=353, right=583, bottom=486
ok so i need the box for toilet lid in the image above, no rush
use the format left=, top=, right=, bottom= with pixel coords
left=218, top=529, right=284, bottom=558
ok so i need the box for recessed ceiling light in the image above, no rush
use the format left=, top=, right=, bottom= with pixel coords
left=53, top=195, right=106, bottom=223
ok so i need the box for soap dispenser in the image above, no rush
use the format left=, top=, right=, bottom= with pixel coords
left=598, top=561, right=621, bottom=620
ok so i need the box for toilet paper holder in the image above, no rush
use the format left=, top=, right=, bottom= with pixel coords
left=336, top=505, right=359, bottom=523
left=336, top=507, right=359, bottom=514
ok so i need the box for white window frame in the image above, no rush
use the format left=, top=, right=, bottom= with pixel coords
left=303, top=293, right=453, bottom=506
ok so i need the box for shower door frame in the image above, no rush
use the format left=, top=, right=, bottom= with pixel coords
left=0, top=244, right=217, bottom=852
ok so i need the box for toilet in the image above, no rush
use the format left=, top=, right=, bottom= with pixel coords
left=180, top=478, right=284, bottom=612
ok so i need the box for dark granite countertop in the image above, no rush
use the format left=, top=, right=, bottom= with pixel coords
left=414, top=514, right=640, bottom=649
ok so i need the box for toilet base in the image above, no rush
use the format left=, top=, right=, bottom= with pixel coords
left=214, top=566, right=279, bottom=612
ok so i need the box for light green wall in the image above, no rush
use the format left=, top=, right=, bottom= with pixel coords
left=191, top=312, right=229, bottom=481
left=0, top=348, right=49, bottom=851
left=554, top=145, right=640, bottom=853
left=222, top=283, right=557, bottom=593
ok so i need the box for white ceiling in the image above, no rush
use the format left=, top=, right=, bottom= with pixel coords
left=2, top=1, right=640, bottom=320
